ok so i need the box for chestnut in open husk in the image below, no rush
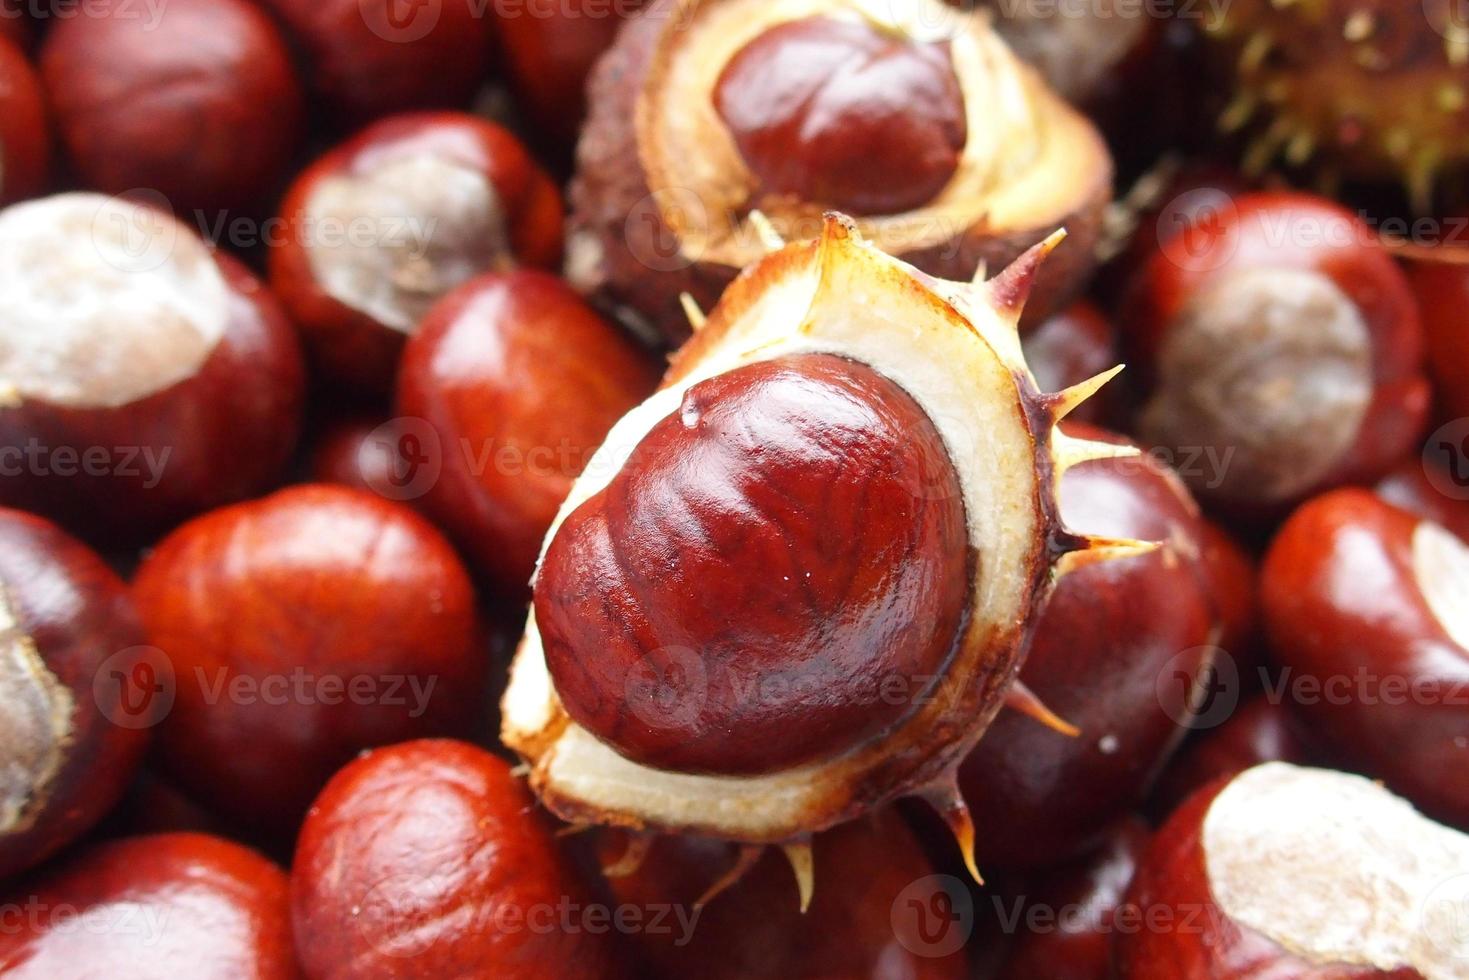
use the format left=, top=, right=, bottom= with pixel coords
left=504, top=214, right=1147, bottom=891
left=1115, top=763, right=1469, bottom=977
left=567, top=0, right=1112, bottom=344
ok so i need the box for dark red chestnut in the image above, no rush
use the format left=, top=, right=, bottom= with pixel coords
left=270, top=113, right=563, bottom=392
left=1261, top=488, right=1469, bottom=827
left=537, top=352, right=969, bottom=775
left=131, top=484, right=484, bottom=836
left=1115, top=763, right=1469, bottom=978
left=1376, top=456, right=1469, bottom=542
left=997, top=817, right=1151, bottom=980
left=0, top=832, right=298, bottom=978
left=1120, top=191, right=1429, bottom=513
left=493, top=0, right=640, bottom=151
left=1020, top=301, right=1122, bottom=426
left=0, top=34, right=47, bottom=204
left=261, top=0, right=488, bottom=124
left=960, top=424, right=1216, bottom=868
left=0, top=193, right=305, bottom=540
left=1149, top=696, right=1310, bottom=819
left=40, top=0, right=303, bottom=214
left=601, top=808, right=969, bottom=979
left=1407, top=259, right=1469, bottom=425
left=292, top=739, right=621, bottom=980
left=0, top=508, right=149, bottom=880
left=714, top=14, right=967, bottom=216
left=396, top=269, right=659, bottom=594
left=0, top=0, right=28, bottom=49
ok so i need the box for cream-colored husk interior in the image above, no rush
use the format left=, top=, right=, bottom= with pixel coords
left=503, top=220, right=1048, bottom=840
left=1205, top=763, right=1469, bottom=978
left=1413, top=520, right=1469, bottom=653
left=638, top=0, right=1106, bottom=267
left=0, top=193, right=229, bottom=409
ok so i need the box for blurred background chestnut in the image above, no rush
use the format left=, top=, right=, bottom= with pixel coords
left=0, top=34, right=48, bottom=205
left=0, top=508, right=149, bottom=880
left=270, top=113, right=562, bottom=392
left=41, top=0, right=304, bottom=215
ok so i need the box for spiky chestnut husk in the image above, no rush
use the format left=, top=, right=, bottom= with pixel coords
left=1117, top=763, right=1469, bottom=978
left=503, top=213, right=1142, bottom=881
left=1201, top=0, right=1469, bottom=211
left=567, top=0, right=1112, bottom=345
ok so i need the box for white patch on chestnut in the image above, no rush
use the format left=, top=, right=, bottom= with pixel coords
left=0, top=585, right=74, bottom=836
left=0, top=193, right=229, bottom=409
left=303, top=153, right=508, bottom=333
left=1141, top=266, right=1373, bottom=503
left=1204, top=763, right=1469, bottom=977
left=1412, top=520, right=1469, bottom=652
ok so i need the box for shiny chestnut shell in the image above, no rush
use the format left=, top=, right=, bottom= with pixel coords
left=0, top=35, right=47, bottom=204
left=131, top=484, right=484, bottom=837
left=40, top=0, right=303, bottom=213
left=396, top=269, right=659, bottom=593
left=0, top=832, right=298, bottom=979
left=292, top=739, right=621, bottom=980
left=0, top=508, right=149, bottom=879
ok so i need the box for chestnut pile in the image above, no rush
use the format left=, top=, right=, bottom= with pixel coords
left=2, top=1, right=1469, bottom=978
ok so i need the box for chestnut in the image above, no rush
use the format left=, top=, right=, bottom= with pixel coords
left=292, top=739, right=621, bottom=979
left=307, top=413, right=404, bottom=498
left=0, top=34, right=47, bottom=205
left=396, top=269, right=659, bottom=594
left=714, top=14, right=967, bottom=216
left=1020, top=301, right=1122, bottom=427
left=1407, top=259, right=1469, bottom=425
left=996, top=817, right=1151, bottom=980
left=40, top=0, right=304, bottom=214
left=1115, top=763, right=1469, bottom=978
left=270, top=113, right=563, bottom=392
left=0, top=193, right=305, bottom=540
left=0, top=508, right=149, bottom=880
left=568, top=0, right=1111, bottom=344
left=492, top=0, right=640, bottom=152
left=0, top=0, right=28, bottom=49
left=1195, top=517, right=1259, bottom=669
left=0, top=832, right=298, bottom=978
left=1148, top=696, right=1311, bottom=819
left=261, top=0, right=488, bottom=124
left=959, top=423, right=1217, bottom=869
left=1261, top=487, right=1469, bottom=828
left=130, top=484, right=485, bottom=837
left=600, top=808, right=969, bottom=978
left=1376, top=456, right=1469, bottom=542
left=1120, top=190, right=1430, bottom=514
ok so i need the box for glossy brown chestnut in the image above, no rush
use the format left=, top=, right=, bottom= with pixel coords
left=1120, top=191, right=1430, bottom=513
left=40, top=0, right=303, bottom=214
left=960, top=424, right=1215, bottom=868
left=1407, top=259, right=1469, bottom=425
left=0, top=832, right=298, bottom=978
left=537, top=352, right=969, bottom=775
left=261, top=0, right=488, bottom=124
left=270, top=113, right=563, bottom=392
left=0, top=193, right=305, bottom=540
left=601, top=808, right=969, bottom=979
left=1115, top=763, right=1469, bottom=978
left=1376, top=457, right=1469, bottom=542
left=0, top=509, right=149, bottom=880
left=492, top=0, right=640, bottom=151
left=1020, top=301, right=1122, bottom=426
left=1261, top=488, right=1469, bottom=827
left=131, top=484, right=484, bottom=836
left=397, top=269, right=659, bottom=592
left=714, top=14, right=967, bottom=216
left=0, top=35, right=47, bottom=205
left=997, top=817, right=1151, bottom=980
left=293, top=739, right=621, bottom=980
left=1149, top=696, right=1310, bottom=819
